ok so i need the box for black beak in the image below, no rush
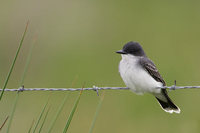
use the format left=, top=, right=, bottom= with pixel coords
left=116, top=50, right=126, bottom=54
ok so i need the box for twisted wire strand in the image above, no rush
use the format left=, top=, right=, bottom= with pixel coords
left=1, top=86, right=200, bottom=92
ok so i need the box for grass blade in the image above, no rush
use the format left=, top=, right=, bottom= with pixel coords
left=62, top=90, right=83, bottom=133
left=47, top=94, right=69, bottom=133
left=6, top=94, right=19, bottom=133
left=6, top=35, right=36, bottom=133
left=28, top=120, right=35, bottom=133
left=19, top=35, right=36, bottom=86
left=47, top=76, right=77, bottom=133
left=88, top=92, right=105, bottom=133
left=32, top=97, right=49, bottom=133
left=0, top=21, right=29, bottom=100
left=38, top=107, right=51, bottom=133
left=0, top=116, right=9, bottom=131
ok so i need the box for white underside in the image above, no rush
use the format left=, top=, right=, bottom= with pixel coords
left=119, top=54, right=163, bottom=95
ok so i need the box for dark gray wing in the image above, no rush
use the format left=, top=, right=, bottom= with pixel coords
left=140, top=57, right=179, bottom=112
left=139, top=57, right=166, bottom=86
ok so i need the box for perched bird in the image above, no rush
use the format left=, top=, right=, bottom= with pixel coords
left=116, top=41, right=180, bottom=113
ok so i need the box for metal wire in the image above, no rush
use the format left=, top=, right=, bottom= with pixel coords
left=1, top=85, right=200, bottom=92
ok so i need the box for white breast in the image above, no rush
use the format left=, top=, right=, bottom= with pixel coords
left=119, top=54, right=162, bottom=95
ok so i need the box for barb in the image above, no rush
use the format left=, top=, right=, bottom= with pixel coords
left=93, top=86, right=99, bottom=96
left=0, top=85, right=200, bottom=92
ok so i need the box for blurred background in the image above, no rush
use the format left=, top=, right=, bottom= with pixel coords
left=0, top=0, right=200, bottom=132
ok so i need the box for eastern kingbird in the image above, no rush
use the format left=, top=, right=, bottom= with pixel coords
left=116, top=41, right=180, bottom=113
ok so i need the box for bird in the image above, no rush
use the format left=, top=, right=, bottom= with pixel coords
left=116, top=41, right=180, bottom=113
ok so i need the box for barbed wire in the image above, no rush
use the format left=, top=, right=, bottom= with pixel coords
left=1, top=85, right=200, bottom=93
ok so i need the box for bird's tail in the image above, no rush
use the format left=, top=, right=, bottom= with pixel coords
left=154, top=90, right=180, bottom=114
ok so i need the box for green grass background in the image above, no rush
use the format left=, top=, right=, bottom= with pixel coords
left=1, top=0, right=200, bottom=132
